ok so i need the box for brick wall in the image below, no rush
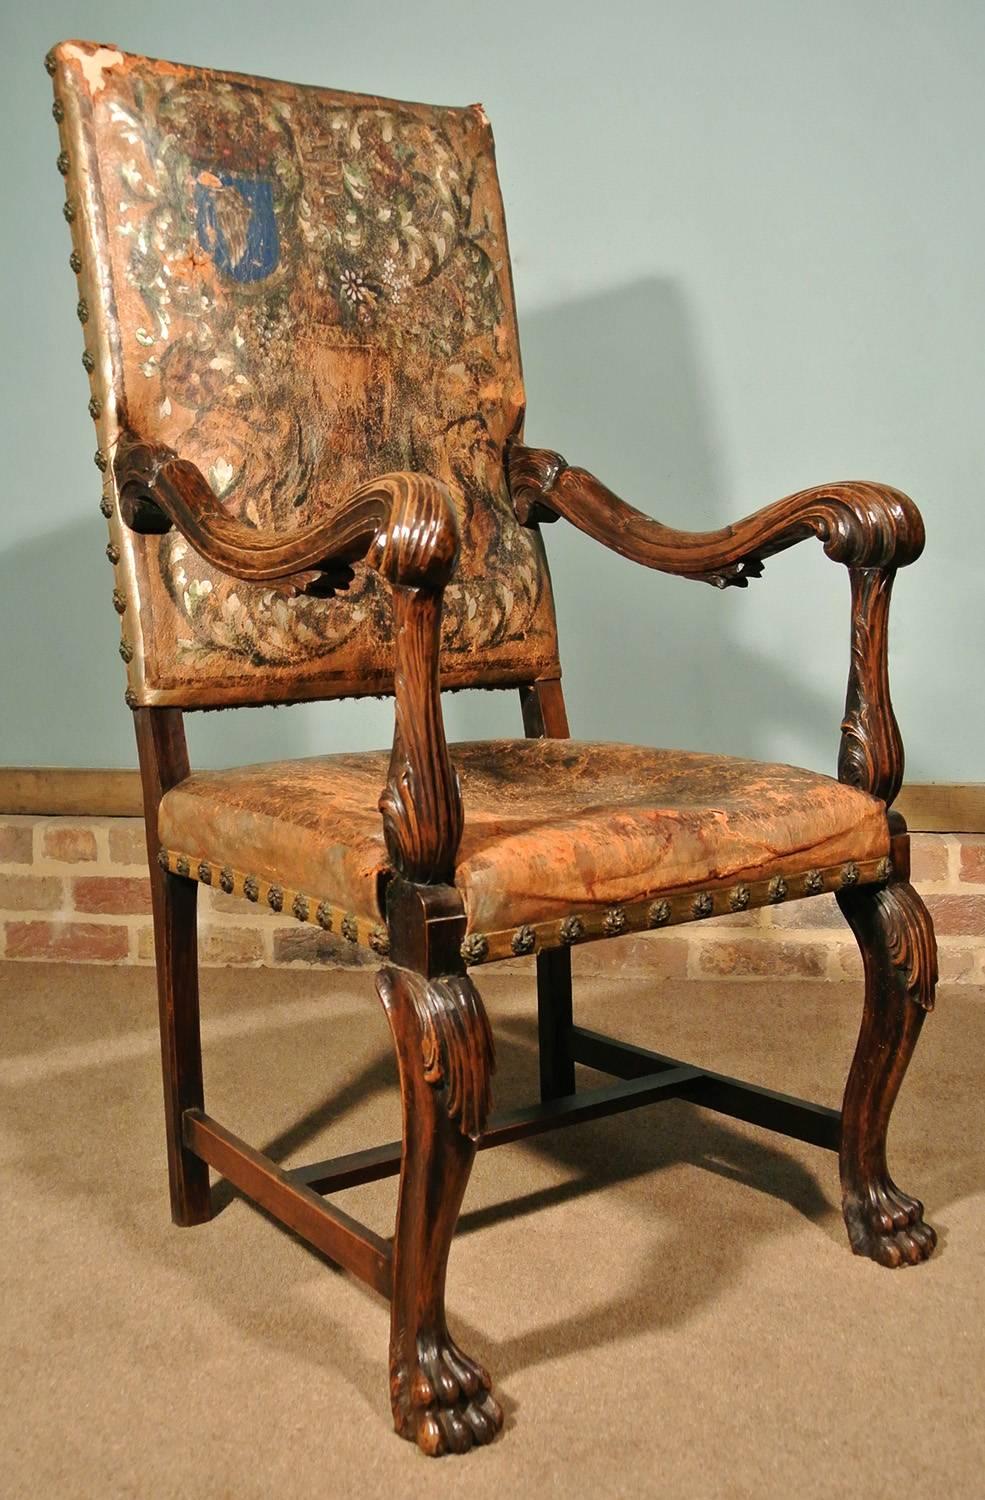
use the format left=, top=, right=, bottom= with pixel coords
left=0, top=816, right=982, bottom=980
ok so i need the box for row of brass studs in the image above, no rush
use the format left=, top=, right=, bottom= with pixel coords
left=50, top=57, right=136, bottom=701
left=459, top=856, right=891, bottom=967
left=158, top=848, right=391, bottom=957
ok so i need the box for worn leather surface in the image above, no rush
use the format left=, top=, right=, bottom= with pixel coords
left=158, top=740, right=890, bottom=933
left=52, top=42, right=560, bottom=705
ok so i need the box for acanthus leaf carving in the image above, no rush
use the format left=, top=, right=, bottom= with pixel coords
left=380, top=966, right=495, bottom=1141
left=838, top=880, right=937, bottom=1012
left=837, top=567, right=904, bottom=806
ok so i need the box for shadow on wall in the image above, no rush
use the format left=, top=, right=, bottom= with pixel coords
left=0, top=513, right=395, bottom=769
left=1, top=277, right=844, bottom=771
left=452, top=276, right=844, bottom=768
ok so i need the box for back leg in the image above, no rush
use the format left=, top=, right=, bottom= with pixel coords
left=150, top=859, right=211, bottom=1226
left=537, top=947, right=575, bottom=1102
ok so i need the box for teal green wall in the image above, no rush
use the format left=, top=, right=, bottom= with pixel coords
left=2, top=1, right=981, bottom=776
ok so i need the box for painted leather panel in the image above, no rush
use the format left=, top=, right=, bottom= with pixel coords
left=51, top=42, right=560, bottom=705
left=158, top=739, right=890, bottom=933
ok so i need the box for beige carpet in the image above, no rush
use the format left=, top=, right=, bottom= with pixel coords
left=0, top=960, right=982, bottom=1498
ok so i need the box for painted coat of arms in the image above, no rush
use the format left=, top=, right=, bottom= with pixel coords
left=194, top=171, right=280, bottom=282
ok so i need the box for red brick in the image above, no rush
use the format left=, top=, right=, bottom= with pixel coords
left=703, top=907, right=765, bottom=930
left=135, top=924, right=157, bottom=964
left=910, top=834, right=949, bottom=885
left=694, top=938, right=828, bottom=978
left=73, top=876, right=153, bottom=916
left=41, top=825, right=97, bottom=863
left=272, top=926, right=372, bottom=967
left=573, top=933, right=688, bottom=978
left=924, top=894, right=985, bottom=937
left=0, top=822, right=34, bottom=865
left=0, top=874, right=64, bottom=912
left=834, top=943, right=863, bottom=979
left=107, top=822, right=148, bottom=865
left=5, top=920, right=128, bottom=961
left=937, top=945, right=980, bottom=983
left=769, top=893, right=842, bottom=929
left=209, top=887, right=262, bottom=916
left=836, top=936, right=978, bottom=986
left=200, top=926, right=265, bottom=966
left=958, top=837, right=985, bottom=886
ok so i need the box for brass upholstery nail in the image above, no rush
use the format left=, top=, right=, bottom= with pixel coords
left=460, top=933, right=489, bottom=964
left=511, top=924, right=536, bottom=955
left=369, top=925, right=390, bottom=956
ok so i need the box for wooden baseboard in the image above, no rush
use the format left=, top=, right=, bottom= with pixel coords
left=0, top=768, right=143, bottom=818
left=893, top=783, right=985, bottom=834
left=0, top=766, right=981, bottom=832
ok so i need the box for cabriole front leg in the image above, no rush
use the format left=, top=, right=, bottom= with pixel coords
left=836, top=879, right=938, bottom=1267
left=377, top=965, right=502, bottom=1456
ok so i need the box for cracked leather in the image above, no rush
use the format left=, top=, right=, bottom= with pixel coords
left=158, top=739, right=890, bottom=934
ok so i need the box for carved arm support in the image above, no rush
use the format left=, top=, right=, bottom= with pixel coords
left=509, top=442, right=927, bottom=807
left=116, top=431, right=464, bottom=884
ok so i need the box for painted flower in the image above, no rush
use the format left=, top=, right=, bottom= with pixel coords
left=339, top=268, right=373, bottom=306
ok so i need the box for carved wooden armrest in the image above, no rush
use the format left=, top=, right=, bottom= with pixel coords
left=509, top=441, right=927, bottom=808
left=116, top=431, right=464, bottom=885
left=508, top=442, right=924, bottom=584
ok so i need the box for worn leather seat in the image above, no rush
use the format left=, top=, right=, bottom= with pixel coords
left=159, top=739, right=889, bottom=937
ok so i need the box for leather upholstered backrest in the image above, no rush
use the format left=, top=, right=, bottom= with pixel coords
left=49, top=42, right=560, bottom=707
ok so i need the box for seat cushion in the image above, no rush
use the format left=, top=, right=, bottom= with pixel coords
left=158, top=739, right=889, bottom=939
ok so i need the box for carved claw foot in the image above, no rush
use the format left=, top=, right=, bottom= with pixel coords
left=391, top=1329, right=503, bottom=1456
left=843, top=1179, right=937, bottom=1267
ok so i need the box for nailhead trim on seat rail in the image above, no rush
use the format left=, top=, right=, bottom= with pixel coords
left=157, top=848, right=892, bottom=969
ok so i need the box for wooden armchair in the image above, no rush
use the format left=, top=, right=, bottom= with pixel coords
left=49, top=40, right=937, bottom=1457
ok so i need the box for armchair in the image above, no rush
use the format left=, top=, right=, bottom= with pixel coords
left=50, top=38, right=937, bottom=1459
